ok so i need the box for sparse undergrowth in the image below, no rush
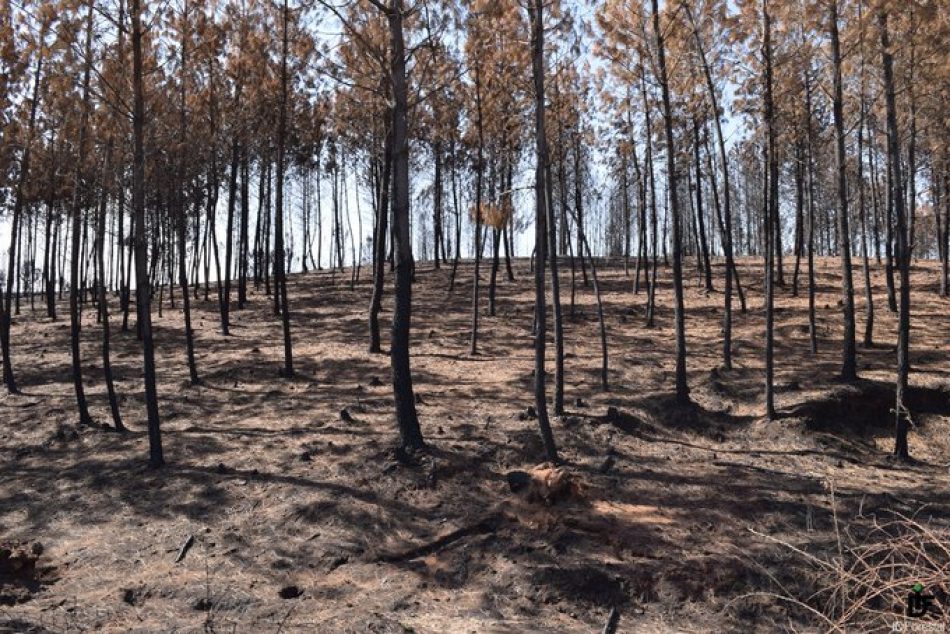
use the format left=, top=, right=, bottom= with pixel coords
left=737, top=498, right=949, bottom=633
left=0, top=258, right=947, bottom=633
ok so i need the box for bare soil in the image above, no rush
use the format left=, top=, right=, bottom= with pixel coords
left=0, top=256, right=948, bottom=633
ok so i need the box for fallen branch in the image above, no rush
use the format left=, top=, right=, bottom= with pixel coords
left=713, top=460, right=808, bottom=480
left=377, top=513, right=502, bottom=563
left=175, top=534, right=195, bottom=563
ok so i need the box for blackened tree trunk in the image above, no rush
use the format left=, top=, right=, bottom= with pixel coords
left=621, top=150, right=632, bottom=278
left=489, top=227, right=500, bottom=316
left=253, top=157, right=266, bottom=287
left=884, top=126, right=897, bottom=312
left=470, top=62, right=484, bottom=355
left=692, top=119, right=713, bottom=292
left=503, top=160, right=516, bottom=282
left=43, top=194, right=56, bottom=319
left=906, top=44, right=917, bottom=263
left=369, top=117, right=393, bottom=354
left=856, top=22, right=875, bottom=348
left=573, top=133, right=588, bottom=287
left=879, top=12, right=911, bottom=461
left=221, top=138, right=240, bottom=334
left=386, top=0, right=424, bottom=455
left=941, top=165, right=949, bottom=297
left=631, top=141, right=648, bottom=295
left=433, top=141, right=445, bottom=266
left=68, top=0, right=96, bottom=427
left=545, top=152, right=566, bottom=416
left=238, top=147, right=250, bottom=308
left=830, top=0, right=858, bottom=380
left=653, top=0, right=689, bottom=404
left=640, top=65, right=659, bottom=328
left=569, top=204, right=608, bottom=391
left=274, top=0, right=294, bottom=378
left=448, top=139, right=462, bottom=292
left=42, top=140, right=60, bottom=320
left=97, top=143, right=124, bottom=431
left=527, top=0, right=559, bottom=462
left=792, top=142, right=805, bottom=296
left=804, top=72, right=819, bottom=355
left=131, top=0, right=163, bottom=467
left=177, top=1, right=199, bottom=386
left=763, top=0, right=777, bottom=420
left=0, top=21, right=46, bottom=393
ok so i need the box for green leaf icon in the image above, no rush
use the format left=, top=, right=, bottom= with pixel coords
left=913, top=582, right=924, bottom=593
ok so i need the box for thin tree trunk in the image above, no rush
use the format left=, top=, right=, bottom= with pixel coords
left=879, top=12, right=911, bottom=461
left=792, top=142, right=804, bottom=296
left=274, top=0, right=294, bottom=377
left=693, top=118, right=713, bottom=292
left=763, top=0, right=777, bottom=420
left=805, top=72, right=819, bottom=355
left=858, top=104, right=874, bottom=348
left=448, top=139, right=462, bottom=292
left=238, top=147, right=250, bottom=308
left=131, top=0, right=163, bottom=467
left=489, top=228, right=500, bottom=317
left=369, top=118, right=393, bottom=354
left=177, top=1, right=199, bottom=386
left=527, top=0, right=559, bottom=462
left=386, top=0, right=424, bottom=454
left=68, top=0, right=96, bottom=426
left=653, top=0, right=688, bottom=403
left=97, top=144, right=124, bottom=431
left=640, top=67, right=659, bottom=328
left=545, top=155, right=566, bottom=417
left=573, top=133, right=588, bottom=287
left=884, top=124, right=897, bottom=312
left=856, top=7, right=874, bottom=348
left=433, top=141, right=444, bottom=267
left=221, top=138, right=240, bottom=334
left=830, top=0, right=858, bottom=380
left=470, top=63, right=484, bottom=355
left=941, top=165, right=949, bottom=297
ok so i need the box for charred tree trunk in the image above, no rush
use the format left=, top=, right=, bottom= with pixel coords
left=879, top=12, right=911, bottom=461
left=830, top=0, right=858, bottom=380
left=527, top=0, right=559, bottom=462
left=369, top=117, right=393, bottom=354
left=573, top=133, right=588, bottom=287
left=97, top=144, right=124, bottom=431
left=387, top=0, right=424, bottom=455
left=792, top=142, right=805, bottom=296
left=763, top=0, right=777, bottom=420
left=274, top=0, right=294, bottom=378
left=238, top=147, right=250, bottom=308
left=68, top=0, right=96, bottom=427
left=640, top=67, right=659, bottom=329
left=220, top=138, right=240, bottom=334
left=805, top=72, right=819, bottom=355
left=653, top=0, right=689, bottom=403
left=470, top=63, right=484, bottom=355
left=131, top=0, right=163, bottom=467
left=693, top=119, right=713, bottom=292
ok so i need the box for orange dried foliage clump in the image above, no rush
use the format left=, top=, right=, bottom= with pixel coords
left=469, top=200, right=513, bottom=230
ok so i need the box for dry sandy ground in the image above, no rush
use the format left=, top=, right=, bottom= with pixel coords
left=0, top=256, right=948, bottom=633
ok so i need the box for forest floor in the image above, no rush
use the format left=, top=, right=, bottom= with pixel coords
left=0, top=256, right=948, bottom=633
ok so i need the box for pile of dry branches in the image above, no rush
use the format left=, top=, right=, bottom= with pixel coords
left=738, top=490, right=949, bottom=632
